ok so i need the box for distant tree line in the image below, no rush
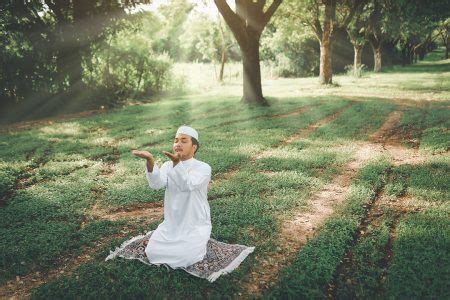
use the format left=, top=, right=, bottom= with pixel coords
left=214, top=0, right=450, bottom=103
left=1, top=0, right=449, bottom=121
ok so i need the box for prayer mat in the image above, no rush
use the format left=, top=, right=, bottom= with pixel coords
left=105, top=230, right=255, bottom=282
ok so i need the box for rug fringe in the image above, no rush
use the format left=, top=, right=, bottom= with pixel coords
left=105, top=233, right=147, bottom=261
left=206, top=246, right=255, bottom=283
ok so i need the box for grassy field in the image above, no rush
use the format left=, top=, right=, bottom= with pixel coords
left=0, top=49, right=449, bottom=299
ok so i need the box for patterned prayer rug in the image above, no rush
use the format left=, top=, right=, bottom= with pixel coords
left=105, top=230, right=255, bottom=282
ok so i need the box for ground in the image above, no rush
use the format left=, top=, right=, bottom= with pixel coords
left=0, top=49, right=449, bottom=299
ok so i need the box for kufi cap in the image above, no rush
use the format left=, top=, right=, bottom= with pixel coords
left=176, top=125, right=199, bottom=141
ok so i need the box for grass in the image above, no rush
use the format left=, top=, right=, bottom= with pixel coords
left=0, top=49, right=448, bottom=298
left=267, top=158, right=392, bottom=299
left=384, top=207, right=450, bottom=299
left=334, top=209, right=394, bottom=299
left=310, top=100, right=397, bottom=142
left=394, top=102, right=450, bottom=152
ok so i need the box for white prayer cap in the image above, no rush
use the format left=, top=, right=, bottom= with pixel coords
left=176, top=125, right=199, bottom=141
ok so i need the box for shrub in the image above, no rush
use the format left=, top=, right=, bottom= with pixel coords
left=345, top=63, right=368, bottom=78
left=84, top=33, right=173, bottom=107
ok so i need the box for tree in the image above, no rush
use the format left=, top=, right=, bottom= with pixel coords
left=382, top=0, right=450, bottom=67
left=157, top=0, right=194, bottom=60
left=345, top=1, right=370, bottom=76
left=366, top=0, right=385, bottom=72
left=278, top=0, right=361, bottom=84
left=217, top=14, right=237, bottom=82
left=0, top=0, right=151, bottom=118
left=437, top=19, right=450, bottom=59
left=214, top=0, right=282, bottom=105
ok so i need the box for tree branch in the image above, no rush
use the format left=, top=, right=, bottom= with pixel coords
left=262, top=0, right=282, bottom=27
left=214, top=0, right=245, bottom=44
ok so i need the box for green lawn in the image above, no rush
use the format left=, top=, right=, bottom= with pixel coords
left=0, top=50, right=449, bottom=299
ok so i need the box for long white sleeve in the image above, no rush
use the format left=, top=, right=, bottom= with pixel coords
left=168, top=160, right=211, bottom=192
left=145, top=163, right=168, bottom=190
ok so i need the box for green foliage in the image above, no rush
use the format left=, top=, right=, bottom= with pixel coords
left=344, top=64, right=368, bottom=78
left=261, top=24, right=320, bottom=77
left=0, top=0, right=152, bottom=120
left=85, top=31, right=173, bottom=106
left=155, top=0, right=194, bottom=60
left=179, top=11, right=239, bottom=63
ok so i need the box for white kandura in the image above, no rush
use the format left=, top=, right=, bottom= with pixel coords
left=144, top=157, right=212, bottom=268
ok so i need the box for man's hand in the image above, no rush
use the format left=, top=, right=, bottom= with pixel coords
left=163, top=151, right=181, bottom=167
left=132, top=150, right=154, bottom=172
left=132, top=150, right=153, bottom=161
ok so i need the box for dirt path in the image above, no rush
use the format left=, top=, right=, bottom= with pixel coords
left=326, top=109, right=438, bottom=298
left=242, top=108, right=443, bottom=297
left=244, top=143, right=382, bottom=296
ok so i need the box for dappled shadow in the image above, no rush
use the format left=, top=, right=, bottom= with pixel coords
left=384, top=209, right=449, bottom=299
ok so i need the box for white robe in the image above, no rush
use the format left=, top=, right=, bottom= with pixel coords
left=144, top=157, right=212, bottom=268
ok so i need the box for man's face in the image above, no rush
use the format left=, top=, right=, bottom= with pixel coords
left=173, top=134, right=197, bottom=160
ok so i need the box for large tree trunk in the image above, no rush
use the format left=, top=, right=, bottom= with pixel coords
left=317, top=0, right=336, bottom=85
left=353, top=44, right=363, bottom=76
left=369, top=37, right=382, bottom=72
left=242, top=38, right=265, bottom=104
left=214, top=0, right=282, bottom=106
left=373, top=45, right=382, bottom=72
left=319, top=41, right=333, bottom=84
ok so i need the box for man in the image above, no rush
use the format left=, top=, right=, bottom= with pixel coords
left=131, top=125, right=212, bottom=268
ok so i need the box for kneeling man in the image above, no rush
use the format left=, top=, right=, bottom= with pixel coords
left=132, top=125, right=212, bottom=268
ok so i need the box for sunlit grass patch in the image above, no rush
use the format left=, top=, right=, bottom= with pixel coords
left=39, top=122, right=85, bottom=138
left=256, top=148, right=345, bottom=180
left=406, top=157, right=450, bottom=202
left=419, top=104, right=450, bottom=153
left=34, top=159, right=93, bottom=179
left=384, top=156, right=449, bottom=203
left=385, top=164, right=411, bottom=198
left=0, top=161, right=25, bottom=198
left=395, top=102, right=450, bottom=151
left=311, top=101, right=398, bottom=142
left=0, top=131, right=50, bottom=162
left=100, top=153, right=164, bottom=209
left=395, top=107, right=425, bottom=148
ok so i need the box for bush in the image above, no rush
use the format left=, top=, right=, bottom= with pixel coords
left=345, top=63, right=368, bottom=78
left=261, top=26, right=320, bottom=78
left=84, top=33, right=173, bottom=107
